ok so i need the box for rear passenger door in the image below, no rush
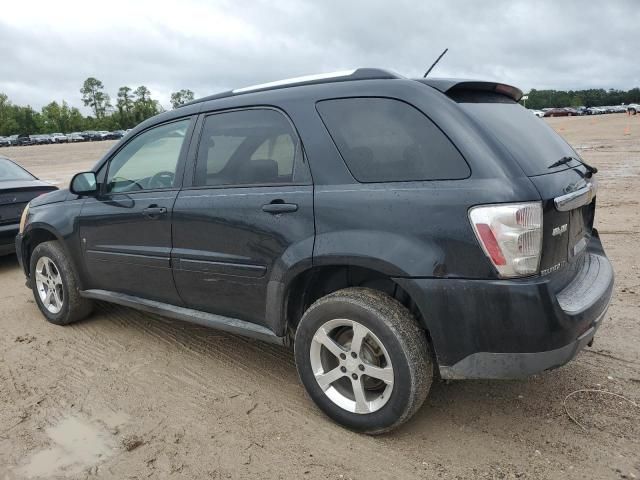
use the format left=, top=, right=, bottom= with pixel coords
left=172, top=108, right=314, bottom=330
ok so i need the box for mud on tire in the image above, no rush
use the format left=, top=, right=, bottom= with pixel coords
left=29, top=240, right=93, bottom=325
left=294, top=287, right=433, bottom=434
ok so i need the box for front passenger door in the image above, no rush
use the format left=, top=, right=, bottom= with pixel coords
left=79, top=118, right=193, bottom=304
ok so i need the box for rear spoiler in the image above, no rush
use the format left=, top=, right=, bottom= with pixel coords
left=416, top=78, right=523, bottom=102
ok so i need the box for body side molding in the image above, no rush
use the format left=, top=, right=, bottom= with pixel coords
left=80, top=289, right=286, bottom=345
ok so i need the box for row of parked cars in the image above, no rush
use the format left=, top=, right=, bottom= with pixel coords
left=0, top=130, right=131, bottom=147
left=530, top=104, right=639, bottom=118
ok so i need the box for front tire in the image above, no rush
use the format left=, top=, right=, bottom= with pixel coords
left=294, top=287, right=433, bottom=434
left=30, top=241, right=93, bottom=325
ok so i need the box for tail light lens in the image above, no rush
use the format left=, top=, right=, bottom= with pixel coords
left=469, top=202, right=542, bottom=278
left=19, top=203, right=30, bottom=234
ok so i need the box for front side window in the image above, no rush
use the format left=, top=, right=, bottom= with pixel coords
left=194, top=109, right=301, bottom=187
left=317, top=97, right=470, bottom=183
left=106, top=119, right=190, bottom=193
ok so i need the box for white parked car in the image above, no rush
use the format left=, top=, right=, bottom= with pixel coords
left=50, top=133, right=68, bottom=143
left=627, top=104, right=639, bottom=115
left=530, top=109, right=545, bottom=118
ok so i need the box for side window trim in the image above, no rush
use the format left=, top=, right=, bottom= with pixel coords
left=180, top=113, right=206, bottom=189
left=100, top=116, right=196, bottom=195
left=183, top=106, right=311, bottom=190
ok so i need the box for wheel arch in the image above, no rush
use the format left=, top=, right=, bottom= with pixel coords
left=277, top=264, right=438, bottom=362
left=21, top=224, right=80, bottom=286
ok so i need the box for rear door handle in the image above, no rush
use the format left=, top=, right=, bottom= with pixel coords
left=142, top=206, right=167, bottom=218
left=262, top=202, right=298, bottom=214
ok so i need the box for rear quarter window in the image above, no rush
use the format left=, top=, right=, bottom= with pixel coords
left=316, top=97, right=470, bottom=183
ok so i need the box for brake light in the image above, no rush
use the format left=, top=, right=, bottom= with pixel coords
left=469, top=202, right=542, bottom=277
left=475, top=224, right=506, bottom=265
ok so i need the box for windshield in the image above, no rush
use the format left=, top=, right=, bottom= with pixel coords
left=450, top=91, right=581, bottom=176
left=0, top=159, right=35, bottom=181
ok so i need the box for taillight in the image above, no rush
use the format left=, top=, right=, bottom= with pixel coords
left=19, top=202, right=30, bottom=234
left=469, top=202, right=542, bottom=278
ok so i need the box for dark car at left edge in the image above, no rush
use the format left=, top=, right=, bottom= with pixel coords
left=0, top=156, right=57, bottom=255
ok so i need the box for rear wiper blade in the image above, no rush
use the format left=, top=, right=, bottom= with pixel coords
left=548, top=156, right=574, bottom=169
left=548, top=156, right=598, bottom=176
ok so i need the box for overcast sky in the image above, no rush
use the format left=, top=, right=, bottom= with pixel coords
left=1, top=0, right=638, bottom=112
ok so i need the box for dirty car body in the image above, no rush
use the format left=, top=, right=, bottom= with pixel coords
left=15, top=69, right=614, bottom=432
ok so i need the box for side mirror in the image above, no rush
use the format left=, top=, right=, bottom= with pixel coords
left=70, top=171, right=98, bottom=196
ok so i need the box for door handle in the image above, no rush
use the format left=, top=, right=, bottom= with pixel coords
left=262, top=201, right=298, bottom=214
left=142, top=205, right=167, bottom=218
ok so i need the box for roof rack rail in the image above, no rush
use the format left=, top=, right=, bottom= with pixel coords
left=180, top=68, right=403, bottom=107
left=232, top=68, right=401, bottom=93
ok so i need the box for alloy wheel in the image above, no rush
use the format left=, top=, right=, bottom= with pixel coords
left=34, top=256, right=64, bottom=314
left=309, top=318, right=394, bottom=414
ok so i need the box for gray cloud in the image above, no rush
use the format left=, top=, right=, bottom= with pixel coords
left=1, top=0, right=638, bottom=111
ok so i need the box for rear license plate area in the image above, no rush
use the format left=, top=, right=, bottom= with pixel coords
left=567, top=207, right=589, bottom=258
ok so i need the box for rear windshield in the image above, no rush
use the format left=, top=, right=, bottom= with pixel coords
left=0, top=159, right=34, bottom=181
left=317, top=97, right=470, bottom=183
left=449, top=91, right=580, bottom=176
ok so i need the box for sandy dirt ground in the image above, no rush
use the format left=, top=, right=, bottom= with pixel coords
left=0, top=114, right=639, bottom=479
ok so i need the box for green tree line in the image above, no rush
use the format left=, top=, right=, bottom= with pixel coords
left=0, top=77, right=195, bottom=136
left=524, top=87, right=640, bottom=110
left=4, top=79, right=639, bottom=136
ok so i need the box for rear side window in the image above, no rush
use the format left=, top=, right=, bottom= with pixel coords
left=194, top=109, right=303, bottom=187
left=317, top=97, right=469, bottom=182
left=449, top=91, right=580, bottom=176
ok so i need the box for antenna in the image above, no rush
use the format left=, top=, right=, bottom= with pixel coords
left=423, top=48, right=448, bottom=78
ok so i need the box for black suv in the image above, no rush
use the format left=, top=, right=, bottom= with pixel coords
left=16, top=134, right=34, bottom=146
left=15, top=69, right=614, bottom=433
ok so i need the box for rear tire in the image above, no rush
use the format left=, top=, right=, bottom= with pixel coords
left=294, top=287, right=433, bottom=434
left=30, top=241, right=93, bottom=325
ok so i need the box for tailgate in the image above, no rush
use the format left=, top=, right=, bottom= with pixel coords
left=528, top=167, right=596, bottom=274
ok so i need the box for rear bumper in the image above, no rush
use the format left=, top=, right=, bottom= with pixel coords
left=0, top=223, right=19, bottom=256
left=438, top=304, right=606, bottom=379
left=395, top=229, right=614, bottom=379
